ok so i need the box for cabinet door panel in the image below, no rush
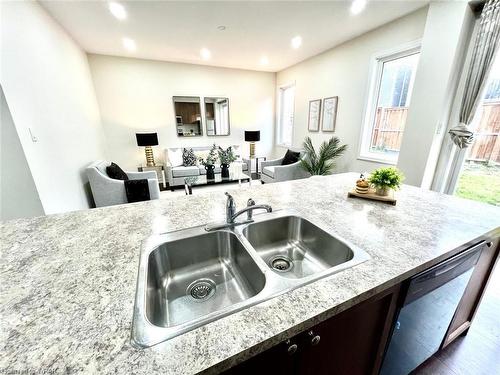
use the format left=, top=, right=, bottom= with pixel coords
left=224, top=285, right=400, bottom=375
left=223, top=339, right=300, bottom=375
left=298, top=286, right=400, bottom=375
left=443, top=237, right=500, bottom=347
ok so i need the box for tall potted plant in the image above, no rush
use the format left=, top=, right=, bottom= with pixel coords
left=198, top=145, right=218, bottom=180
left=218, top=146, right=237, bottom=178
left=368, top=167, right=404, bottom=196
left=300, top=136, right=347, bottom=175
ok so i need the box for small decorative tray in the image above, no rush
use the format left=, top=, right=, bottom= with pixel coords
left=347, top=188, right=397, bottom=205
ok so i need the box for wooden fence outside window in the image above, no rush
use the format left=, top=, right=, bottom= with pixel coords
left=370, top=100, right=500, bottom=164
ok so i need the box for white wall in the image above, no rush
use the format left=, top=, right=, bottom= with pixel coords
left=0, top=1, right=107, bottom=214
left=88, top=54, right=276, bottom=170
left=1, top=86, right=44, bottom=221
left=276, top=8, right=428, bottom=173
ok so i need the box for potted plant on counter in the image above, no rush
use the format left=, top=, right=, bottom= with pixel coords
left=198, top=145, right=218, bottom=180
left=218, top=146, right=237, bottom=178
left=368, top=167, right=404, bottom=196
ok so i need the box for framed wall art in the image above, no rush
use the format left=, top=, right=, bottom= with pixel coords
left=322, top=96, right=338, bottom=132
left=308, top=99, right=321, bottom=132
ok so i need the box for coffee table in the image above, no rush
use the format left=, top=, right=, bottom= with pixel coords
left=184, top=173, right=251, bottom=195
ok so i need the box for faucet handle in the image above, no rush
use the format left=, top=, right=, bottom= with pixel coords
left=246, top=198, right=256, bottom=220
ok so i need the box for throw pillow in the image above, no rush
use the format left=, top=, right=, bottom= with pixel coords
left=168, top=149, right=183, bottom=167
left=106, top=162, right=129, bottom=180
left=182, top=148, right=197, bottom=166
left=281, top=150, right=301, bottom=165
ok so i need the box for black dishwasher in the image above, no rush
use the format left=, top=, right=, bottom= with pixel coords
left=380, top=242, right=484, bottom=375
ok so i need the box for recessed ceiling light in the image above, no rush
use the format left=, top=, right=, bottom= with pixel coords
left=109, top=2, right=127, bottom=20
left=200, top=48, right=211, bottom=60
left=122, top=37, right=136, bottom=52
left=350, top=0, right=367, bottom=15
left=217, top=25, right=226, bottom=31
left=291, top=36, right=302, bottom=49
left=260, top=56, right=269, bottom=65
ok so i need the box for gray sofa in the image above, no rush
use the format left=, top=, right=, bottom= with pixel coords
left=164, top=146, right=250, bottom=190
left=261, top=149, right=310, bottom=183
left=86, top=161, right=160, bottom=207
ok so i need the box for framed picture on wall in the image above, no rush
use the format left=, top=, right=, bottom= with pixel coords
left=322, top=96, right=338, bottom=132
left=308, top=99, right=321, bottom=132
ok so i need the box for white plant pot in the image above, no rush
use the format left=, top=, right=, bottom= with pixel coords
left=375, top=187, right=390, bottom=196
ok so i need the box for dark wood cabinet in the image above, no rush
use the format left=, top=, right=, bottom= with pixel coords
left=298, top=285, right=400, bottom=375
left=174, top=102, right=201, bottom=124
left=224, top=235, right=500, bottom=375
left=223, top=338, right=299, bottom=375
left=224, top=284, right=401, bottom=375
left=442, top=236, right=500, bottom=348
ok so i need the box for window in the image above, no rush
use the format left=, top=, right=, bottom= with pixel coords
left=277, top=83, right=295, bottom=147
left=454, top=56, right=500, bottom=205
left=359, top=43, right=421, bottom=164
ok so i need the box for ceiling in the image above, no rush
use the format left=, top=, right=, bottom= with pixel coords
left=40, top=1, right=429, bottom=72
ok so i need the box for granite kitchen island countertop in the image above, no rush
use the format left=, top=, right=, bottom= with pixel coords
left=1, top=173, right=499, bottom=374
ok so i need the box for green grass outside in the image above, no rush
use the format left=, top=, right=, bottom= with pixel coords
left=455, top=162, right=500, bottom=206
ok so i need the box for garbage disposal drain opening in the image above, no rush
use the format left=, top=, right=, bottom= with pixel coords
left=269, top=255, right=293, bottom=272
left=187, top=279, right=216, bottom=301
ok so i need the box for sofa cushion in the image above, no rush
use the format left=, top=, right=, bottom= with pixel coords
left=168, top=149, right=183, bottom=167
left=262, top=166, right=275, bottom=178
left=172, top=166, right=200, bottom=177
left=281, top=149, right=301, bottom=165
left=182, top=148, right=197, bottom=166
left=106, top=162, right=129, bottom=181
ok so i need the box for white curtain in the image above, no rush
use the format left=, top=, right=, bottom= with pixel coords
left=449, top=0, right=500, bottom=148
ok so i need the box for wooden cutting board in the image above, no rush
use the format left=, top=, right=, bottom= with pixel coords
left=347, top=188, right=397, bottom=205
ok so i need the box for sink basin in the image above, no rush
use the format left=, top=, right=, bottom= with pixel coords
left=242, top=215, right=354, bottom=279
left=131, top=210, right=370, bottom=348
left=146, top=231, right=265, bottom=328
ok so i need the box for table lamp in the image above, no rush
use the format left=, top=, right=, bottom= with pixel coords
left=136, top=133, right=159, bottom=167
left=244, top=130, right=260, bottom=159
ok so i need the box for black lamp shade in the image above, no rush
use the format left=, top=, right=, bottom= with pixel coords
left=136, top=133, right=158, bottom=146
left=245, top=130, right=260, bottom=142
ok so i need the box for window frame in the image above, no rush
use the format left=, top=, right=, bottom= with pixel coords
left=276, top=82, right=296, bottom=148
left=358, top=40, right=422, bottom=165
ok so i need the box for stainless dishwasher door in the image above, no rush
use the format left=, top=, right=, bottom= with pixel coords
left=380, top=242, right=484, bottom=375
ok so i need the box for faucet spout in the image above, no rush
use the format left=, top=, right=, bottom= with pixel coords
left=205, top=193, right=273, bottom=231
left=230, top=204, right=272, bottom=223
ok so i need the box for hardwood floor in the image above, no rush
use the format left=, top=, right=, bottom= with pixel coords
left=412, top=261, right=500, bottom=375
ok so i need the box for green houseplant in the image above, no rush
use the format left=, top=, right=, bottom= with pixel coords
left=198, top=145, right=218, bottom=180
left=217, top=146, right=237, bottom=178
left=300, top=136, right=348, bottom=176
left=368, top=167, right=404, bottom=196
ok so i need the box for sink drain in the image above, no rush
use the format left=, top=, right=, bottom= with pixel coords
left=269, top=255, right=293, bottom=272
left=187, top=279, right=216, bottom=301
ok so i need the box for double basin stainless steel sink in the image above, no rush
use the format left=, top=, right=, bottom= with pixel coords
left=131, top=209, right=370, bottom=348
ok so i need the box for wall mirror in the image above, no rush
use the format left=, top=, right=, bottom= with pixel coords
left=204, top=97, right=230, bottom=136
left=173, top=96, right=203, bottom=137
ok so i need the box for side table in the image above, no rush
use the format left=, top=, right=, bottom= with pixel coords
left=253, top=156, right=267, bottom=179
left=138, top=164, right=167, bottom=190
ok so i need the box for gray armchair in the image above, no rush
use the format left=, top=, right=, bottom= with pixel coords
left=260, top=150, right=310, bottom=183
left=86, top=161, right=160, bottom=207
